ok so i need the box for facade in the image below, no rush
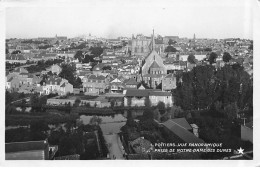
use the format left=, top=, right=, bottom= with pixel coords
left=140, top=31, right=168, bottom=89
left=42, top=77, right=73, bottom=95
left=162, top=73, right=177, bottom=91
left=131, top=34, right=151, bottom=56
left=6, top=54, right=27, bottom=64
left=45, top=64, right=62, bottom=75
left=82, top=74, right=107, bottom=94
left=124, top=89, right=173, bottom=107
left=241, top=122, right=253, bottom=143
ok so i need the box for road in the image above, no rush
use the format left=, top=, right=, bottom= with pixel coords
left=104, top=134, right=125, bottom=160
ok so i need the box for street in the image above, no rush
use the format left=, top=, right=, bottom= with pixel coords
left=104, top=134, right=125, bottom=160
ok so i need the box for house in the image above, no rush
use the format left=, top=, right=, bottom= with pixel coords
left=5, top=140, right=49, bottom=160
left=82, top=74, right=107, bottom=94
left=6, top=54, right=27, bottom=64
left=124, top=78, right=139, bottom=89
left=45, top=64, right=62, bottom=75
left=162, top=73, right=177, bottom=91
left=109, top=78, right=125, bottom=94
left=161, top=119, right=204, bottom=144
left=41, top=77, right=73, bottom=95
left=124, top=89, right=173, bottom=107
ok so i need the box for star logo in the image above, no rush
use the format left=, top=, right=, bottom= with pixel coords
left=237, top=147, right=244, bottom=154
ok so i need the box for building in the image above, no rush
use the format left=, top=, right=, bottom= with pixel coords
left=5, top=140, right=49, bottom=160
left=82, top=74, right=107, bottom=94
left=6, top=54, right=27, bottom=64
left=161, top=119, right=204, bottom=144
left=124, top=89, right=173, bottom=107
left=45, top=64, right=62, bottom=75
left=42, top=77, right=73, bottom=95
left=141, top=30, right=167, bottom=89
left=131, top=34, right=151, bottom=56
left=124, top=78, right=139, bottom=89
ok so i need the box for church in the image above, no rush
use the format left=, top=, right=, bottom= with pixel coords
left=141, top=30, right=167, bottom=89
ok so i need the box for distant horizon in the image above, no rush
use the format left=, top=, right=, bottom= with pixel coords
left=4, top=0, right=254, bottom=40
left=5, top=34, right=253, bottom=41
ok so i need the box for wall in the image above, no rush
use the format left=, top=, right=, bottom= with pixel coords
left=241, top=125, right=253, bottom=143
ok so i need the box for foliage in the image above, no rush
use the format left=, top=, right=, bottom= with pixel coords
left=169, top=105, right=183, bottom=118
left=209, top=52, right=218, bottom=64
left=187, top=54, right=196, bottom=64
left=222, top=52, right=232, bottom=62
left=164, top=46, right=177, bottom=53
left=157, top=101, right=165, bottom=111
left=224, top=102, right=239, bottom=120
left=59, top=63, right=82, bottom=88
left=174, top=64, right=252, bottom=119
left=89, top=116, right=102, bottom=125
left=11, top=50, right=21, bottom=54
left=168, top=39, right=177, bottom=45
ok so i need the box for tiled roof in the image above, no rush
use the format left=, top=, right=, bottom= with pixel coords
left=125, top=78, right=138, bottom=85
left=60, top=82, right=66, bottom=87
left=7, top=77, right=13, bottom=82
left=88, top=74, right=106, bottom=80
left=162, top=120, right=204, bottom=144
left=6, top=140, right=48, bottom=153
left=45, top=77, right=63, bottom=85
left=170, top=118, right=192, bottom=130
left=6, top=54, right=27, bottom=60
left=150, top=61, right=161, bottom=69
left=125, top=89, right=161, bottom=97
left=149, top=91, right=172, bottom=96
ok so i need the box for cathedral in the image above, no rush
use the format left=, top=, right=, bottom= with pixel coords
left=141, top=30, right=167, bottom=89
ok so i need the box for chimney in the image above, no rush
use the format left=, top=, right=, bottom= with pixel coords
left=190, top=124, right=199, bottom=138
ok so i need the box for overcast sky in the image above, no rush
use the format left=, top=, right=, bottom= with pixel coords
left=4, top=0, right=254, bottom=39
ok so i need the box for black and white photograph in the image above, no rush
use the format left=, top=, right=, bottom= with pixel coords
left=1, top=0, right=259, bottom=167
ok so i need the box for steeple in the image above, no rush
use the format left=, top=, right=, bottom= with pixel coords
left=151, top=29, right=155, bottom=51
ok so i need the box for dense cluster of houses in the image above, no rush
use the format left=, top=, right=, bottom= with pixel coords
left=6, top=32, right=253, bottom=107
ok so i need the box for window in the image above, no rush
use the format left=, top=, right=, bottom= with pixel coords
left=135, top=47, right=137, bottom=53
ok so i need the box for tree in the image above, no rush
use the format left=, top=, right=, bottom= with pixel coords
left=89, top=116, right=102, bottom=125
left=21, top=99, right=27, bottom=113
left=30, top=121, right=49, bottom=141
left=74, top=51, right=83, bottom=62
left=74, top=98, right=81, bottom=107
left=224, top=102, right=239, bottom=120
left=59, top=63, right=77, bottom=86
left=223, top=52, right=232, bottom=62
left=187, top=54, right=196, bottom=64
left=164, top=46, right=177, bottom=53
left=157, top=101, right=165, bottom=114
left=144, top=97, right=151, bottom=107
left=169, top=105, right=183, bottom=118
left=102, top=66, right=112, bottom=70
left=11, top=50, right=21, bottom=54
left=209, top=52, right=218, bottom=64
left=168, top=39, right=177, bottom=45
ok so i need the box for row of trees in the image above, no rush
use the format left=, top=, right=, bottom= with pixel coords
left=173, top=64, right=252, bottom=119
left=187, top=52, right=233, bottom=64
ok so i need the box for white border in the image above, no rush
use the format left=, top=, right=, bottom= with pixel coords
left=0, top=0, right=260, bottom=167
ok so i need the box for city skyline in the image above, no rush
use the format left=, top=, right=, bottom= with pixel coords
left=4, top=0, right=253, bottom=40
